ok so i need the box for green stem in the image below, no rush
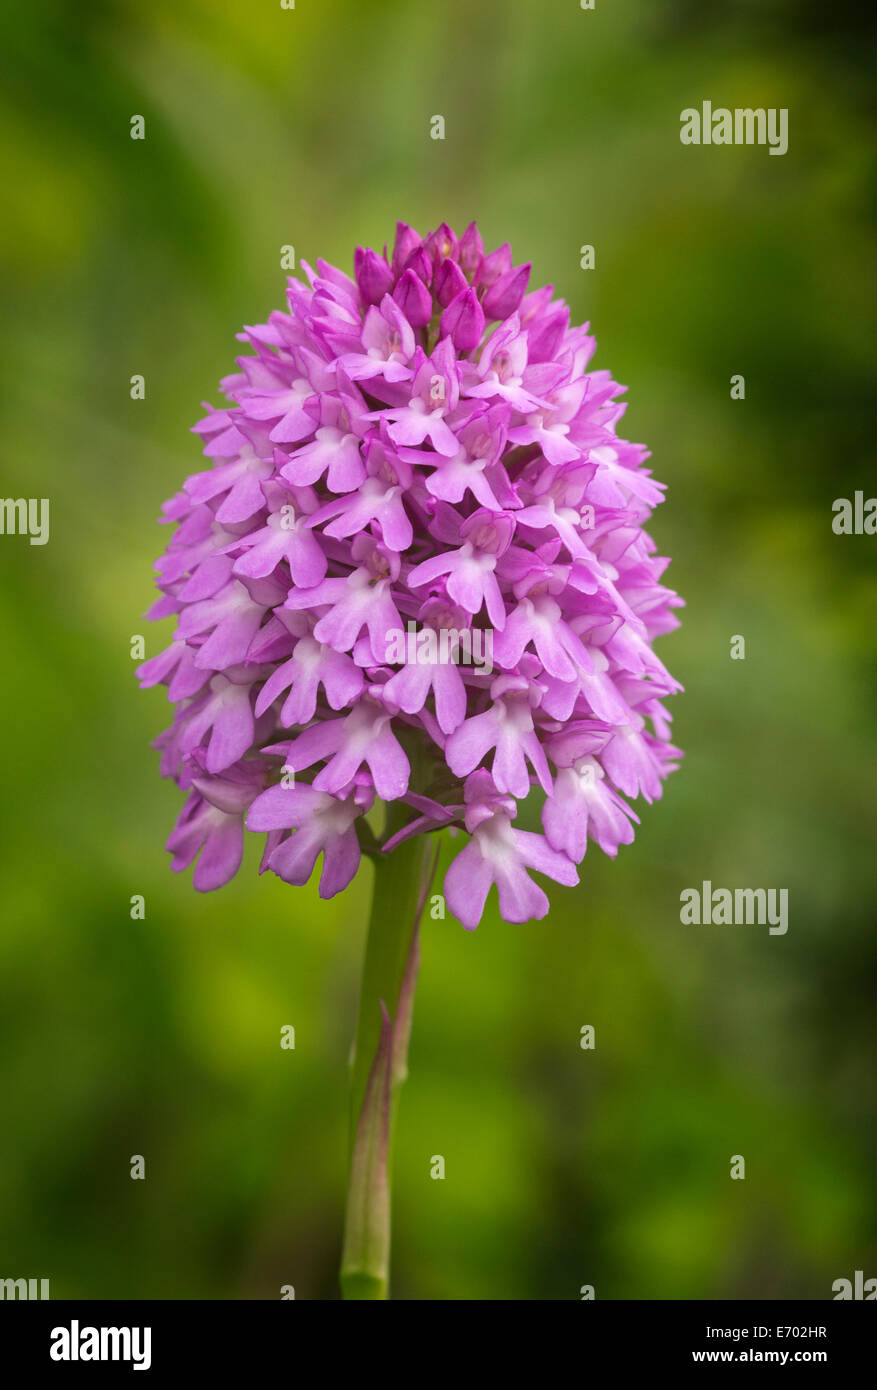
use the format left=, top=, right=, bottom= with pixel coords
left=340, top=820, right=439, bottom=1300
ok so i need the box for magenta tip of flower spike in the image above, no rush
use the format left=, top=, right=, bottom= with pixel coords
left=141, top=219, right=683, bottom=928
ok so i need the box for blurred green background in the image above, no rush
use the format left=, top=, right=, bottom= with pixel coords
left=1, top=0, right=875, bottom=1300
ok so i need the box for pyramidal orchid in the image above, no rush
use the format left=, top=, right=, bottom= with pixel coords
left=139, top=220, right=683, bottom=1298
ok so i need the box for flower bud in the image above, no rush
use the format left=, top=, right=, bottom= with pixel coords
left=434, top=257, right=467, bottom=308
left=458, top=221, right=484, bottom=280
left=392, top=221, right=422, bottom=275
left=440, top=287, right=485, bottom=353
left=401, top=246, right=433, bottom=287
left=393, top=269, right=433, bottom=327
left=355, top=248, right=394, bottom=306
left=482, top=263, right=531, bottom=320
left=425, top=222, right=459, bottom=268
left=478, top=241, right=512, bottom=290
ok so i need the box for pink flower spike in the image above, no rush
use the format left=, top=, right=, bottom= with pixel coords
left=140, top=219, right=681, bottom=925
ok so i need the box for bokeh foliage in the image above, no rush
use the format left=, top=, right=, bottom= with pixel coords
left=0, top=0, right=875, bottom=1298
